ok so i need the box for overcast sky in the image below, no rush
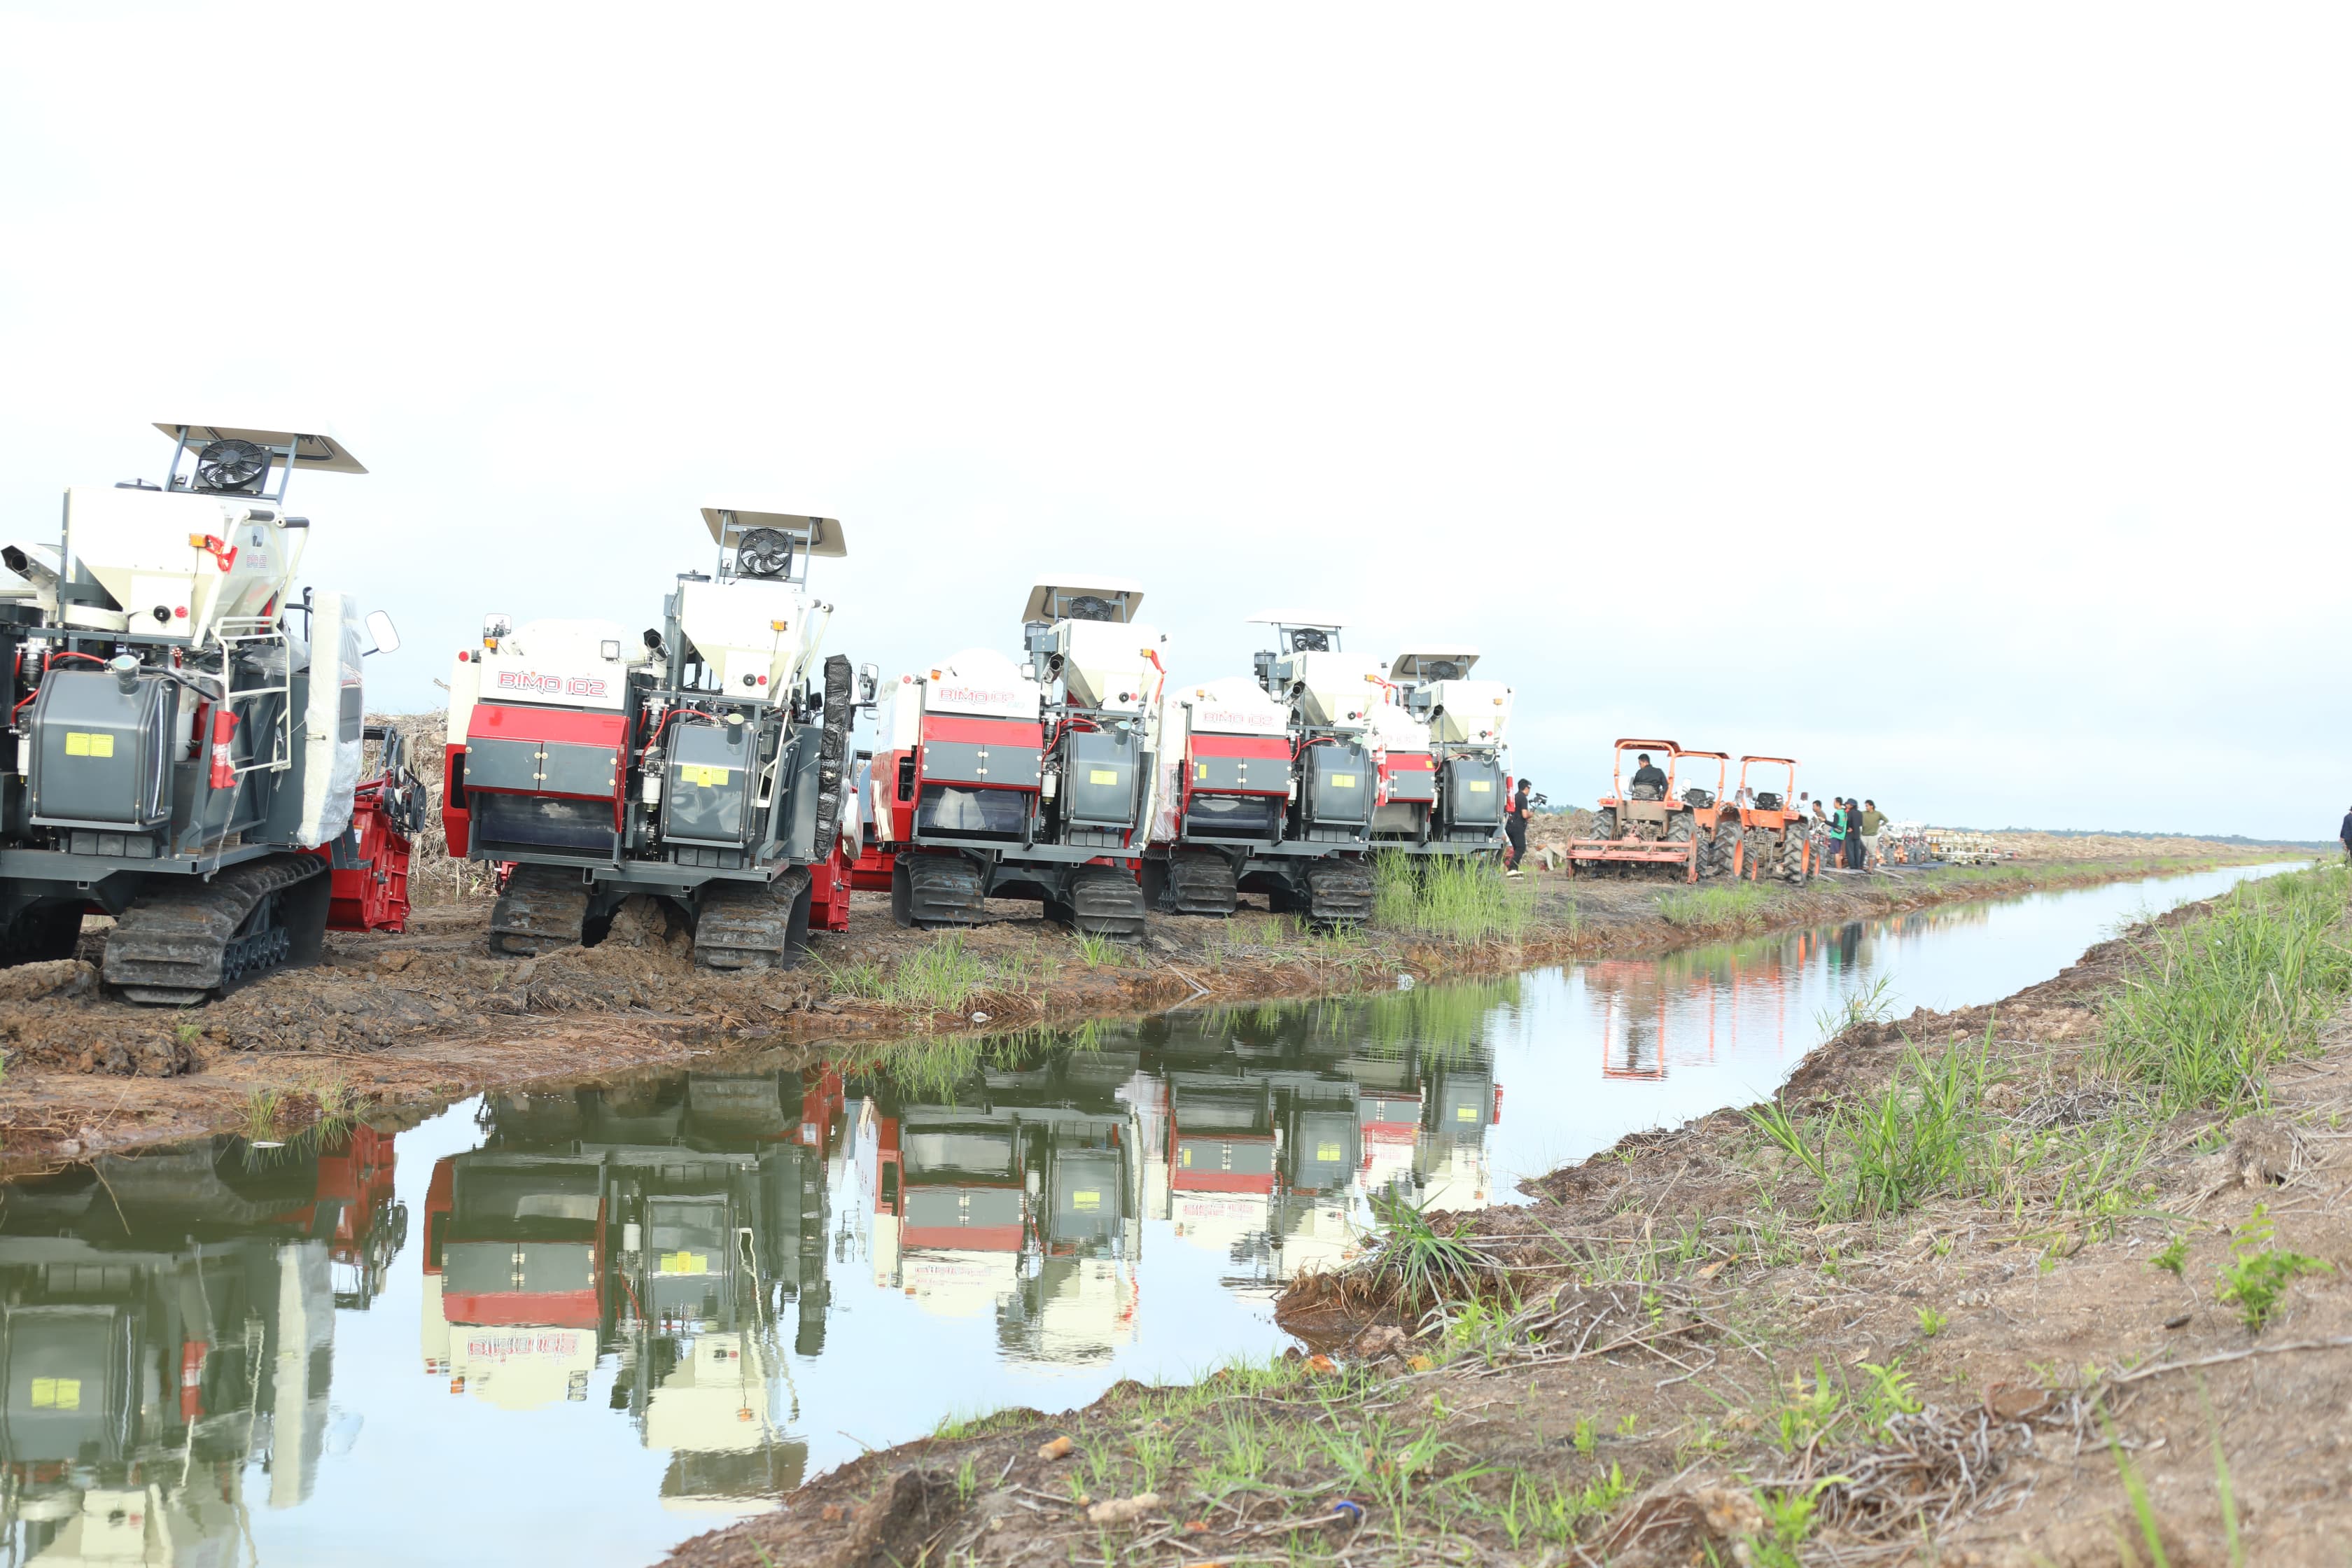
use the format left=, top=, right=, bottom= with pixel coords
left=2, top=5, right=2344, bottom=839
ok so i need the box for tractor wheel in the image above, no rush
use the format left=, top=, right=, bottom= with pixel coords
left=1592, top=807, right=1618, bottom=843
left=1664, top=813, right=1695, bottom=878
left=1707, top=821, right=1740, bottom=878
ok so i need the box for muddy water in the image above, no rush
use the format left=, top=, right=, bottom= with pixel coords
left=0, top=862, right=2292, bottom=1565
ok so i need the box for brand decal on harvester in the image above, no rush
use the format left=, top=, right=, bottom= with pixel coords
left=496, top=671, right=609, bottom=698
left=932, top=680, right=1027, bottom=710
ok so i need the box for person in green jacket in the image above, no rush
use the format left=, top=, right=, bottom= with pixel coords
left=1828, top=799, right=1849, bottom=869
left=1859, top=799, right=1886, bottom=869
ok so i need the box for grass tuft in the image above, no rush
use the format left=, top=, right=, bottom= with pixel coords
left=2096, top=864, right=2352, bottom=1113
left=1657, top=883, right=1771, bottom=931
left=1372, top=853, right=1536, bottom=944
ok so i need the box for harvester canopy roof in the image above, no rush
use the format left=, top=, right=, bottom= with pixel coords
left=1246, top=608, right=1346, bottom=630
left=1388, top=645, right=1481, bottom=680
left=1022, top=577, right=1144, bottom=623
left=699, top=503, right=847, bottom=556
left=154, top=421, right=365, bottom=473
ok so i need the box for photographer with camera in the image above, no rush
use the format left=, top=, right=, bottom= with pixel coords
left=1505, top=778, right=1541, bottom=876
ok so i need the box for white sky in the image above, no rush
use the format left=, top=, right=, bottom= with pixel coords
left=2, top=4, right=2344, bottom=839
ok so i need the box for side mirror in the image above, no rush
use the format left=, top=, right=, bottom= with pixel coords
left=858, top=661, right=879, bottom=706
left=364, top=610, right=401, bottom=657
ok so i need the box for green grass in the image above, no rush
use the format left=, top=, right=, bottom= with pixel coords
left=1371, top=853, right=1536, bottom=944
left=2096, top=864, right=2352, bottom=1114
left=1361, top=1189, right=1499, bottom=1316
left=1071, top=929, right=1124, bottom=969
left=1747, top=1028, right=1998, bottom=1221
left=2215, top=1203, right=2332, bottom=1331
left=818, top=935, right=1019, bottom=1012
left=1656, top=883, right=1771, bottom=930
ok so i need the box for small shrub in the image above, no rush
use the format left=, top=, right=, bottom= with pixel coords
left=2215, top=1204, right=2332, bottom=1331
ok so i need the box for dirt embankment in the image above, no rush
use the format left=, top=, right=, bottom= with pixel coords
left=657, top=873, right=2352, bottom=1568
left=0, top=836, right=2297, bottom=1168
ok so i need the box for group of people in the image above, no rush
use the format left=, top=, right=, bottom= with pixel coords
left=1805, top=794, right=1886, bottom=871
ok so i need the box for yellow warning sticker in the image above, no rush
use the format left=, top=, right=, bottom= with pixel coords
left=1456, top=1105, right=1480, bottom=1121
left=1088, top=769, right=1119, bottom=785
left=1195, top=763, right=1209, bottom=779
left=678, top=764, right=731, bottom=788
left=1331, top=773, right=1357, bottom=788
left=659, top=1252, right=710, bottom=1274
left=1466, top=780, right=1491, bottom=792
left=64, top=732, right=115, bottom=758
left=30, top=1378, right=80, bottom=1410
left=1072, top=1190, right=1100, bottom=1211
left=1178, top=1147, right=1193, bottom=1168
left=1316, top=1142, right=1343, bottom=1162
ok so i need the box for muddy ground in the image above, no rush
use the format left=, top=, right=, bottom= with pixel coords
left=654, top=874, right=2350, bottom=1568
left=0, top=841, right=2294, bottom=1171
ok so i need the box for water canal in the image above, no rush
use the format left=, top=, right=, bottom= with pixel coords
left=0, top=862, right=2295, bottom=1564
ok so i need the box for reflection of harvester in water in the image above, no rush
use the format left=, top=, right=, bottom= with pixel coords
left=0, top=1132, right=382, bottom=1559
left=421, top=1070, right=837, bottom=1514
left=1144, top=1009, right=1502, bottom=1282
left=864, top=1049, right=1144, bottom=1363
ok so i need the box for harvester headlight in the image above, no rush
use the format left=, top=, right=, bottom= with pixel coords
left=600, top=639, right=621, bottom=661
left=192, top=439, right=269, bottom=493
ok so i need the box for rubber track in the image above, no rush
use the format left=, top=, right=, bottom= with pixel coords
left=1158, top=854, right=1238, bottom=916
left=489, top=864, right=591, bottom=956
left=694, top=867, right=814, bottom=970
left=904, top=854, right=986, bottom=926
left=1068, top=865, right=1147, bottom=945
left=104, top=853, right=325, bottom=1004
left=1306, top=858, right=1376, bottom=925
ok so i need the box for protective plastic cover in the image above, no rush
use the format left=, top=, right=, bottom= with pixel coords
left=295, top=592, right=366, bottom=848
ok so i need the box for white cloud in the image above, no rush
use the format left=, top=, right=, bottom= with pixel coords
left=2, top=3, right=2344, bottom=838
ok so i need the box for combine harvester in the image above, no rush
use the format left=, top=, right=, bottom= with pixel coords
left=1140, top=612, right=1385, bottom=923
left=442, top=505, right=859, bottom=967
left=1564, top=739, right=1738, bottom=883
left=1378, top=644, right=1513, bottom=863
left=858, top=578, right=1164, bottom=942
left=0, top=422, right=416, bottom=1001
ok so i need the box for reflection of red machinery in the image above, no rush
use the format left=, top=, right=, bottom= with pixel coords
left=295, top=1125, right=405, bottom=1308
left=423, top=1154, right=606, bottom=1329
left=873, top=1109, right=1026, bottom=1253
left=1168, top=1080, right=1276, bottom=1196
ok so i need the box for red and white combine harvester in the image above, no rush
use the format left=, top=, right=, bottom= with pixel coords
left=1140, top=611, right=1378, bottom=923
left=856, top=577, right=1166, bottom=944
left=442, top=505, right=859, bottom=967
left=1372, top=644, right=1513, bottom=863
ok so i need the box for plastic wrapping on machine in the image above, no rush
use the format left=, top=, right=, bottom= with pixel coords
left=294, top=592, right=367, bottom=848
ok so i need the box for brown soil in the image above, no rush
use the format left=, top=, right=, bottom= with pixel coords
left=652, top=886, right=2352, bottom=1568
left=0, top=836, right=2292, bottom=1170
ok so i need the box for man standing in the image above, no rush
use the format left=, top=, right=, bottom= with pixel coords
left=1860, top=799, right=1885, bottom=869
left=1505, top=778, right=1534, bottom=876
left=1828, top=799, right=1849, bottom=869
left=2341, top=806, right=2352, bottom=866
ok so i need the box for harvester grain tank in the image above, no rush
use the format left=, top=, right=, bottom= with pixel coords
left=442, top=505, right=859, bottom=967
left=860, top=578, right=1164, bottom=942
left=1382, top=644, right=1513, bottom=858
left=0, top=423, right=410, bottom=1002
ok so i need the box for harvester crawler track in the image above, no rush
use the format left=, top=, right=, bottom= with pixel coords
left=1305, top=858, right=1375, bottom=925
left=1153, top=853, right=1238, bottom=916
left=489, top=864, right=591, bottom=956
left=1066, top=865, right=1147, bottom=945
left=694, top=869, right=814, bottom=970
left=103, top=853, right=330, bottom=1005
left=894, top=853, right=986, bottom=928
